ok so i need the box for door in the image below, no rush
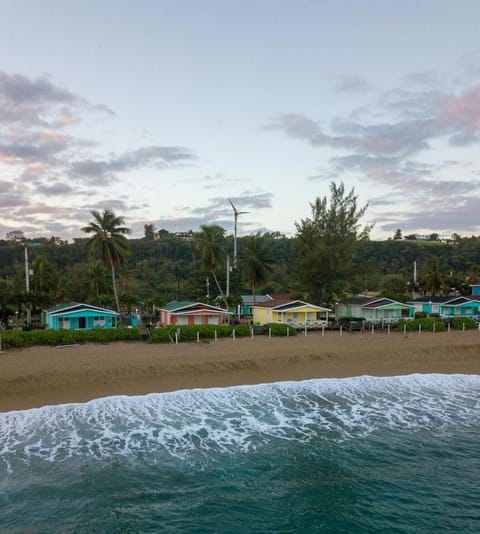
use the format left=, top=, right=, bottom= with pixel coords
left=78, top=317, right=86, bottom=329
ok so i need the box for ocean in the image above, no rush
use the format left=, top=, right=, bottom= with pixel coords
left=1, top=374, right=479, bottom=533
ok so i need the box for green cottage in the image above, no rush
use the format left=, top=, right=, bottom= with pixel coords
left=44, top=302, right=119, bottom=330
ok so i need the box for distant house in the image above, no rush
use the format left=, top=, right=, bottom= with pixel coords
left=44, top=302, right=119, bottom=330
left=335, top=297, right=414, bottom=323
left=159, top=301, right=232, bottom=326
left=252, top=299, right=331, bottom=326
left=408, top=285, right=480, bottom=321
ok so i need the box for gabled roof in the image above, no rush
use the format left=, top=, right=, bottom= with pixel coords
left=339, top=296, right=411, bottom=308
left=339, top=296, right=383, bottom=305
left=45, top=302, right=119, bottom=316
left=441, top=296, right=480, bottom=306
left=407, top=296, right=454, bottom=304
left=160, top=300, right=232, bottom=314
left=253, top=299, right=331, bottom=312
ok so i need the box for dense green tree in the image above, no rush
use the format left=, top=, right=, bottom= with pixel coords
left=81, top=209, right=130, bottom=313
left=393, top=229, right=403, bottom=240
left=144, top=224, right=156, bottom=240
left=423, top=257, right=444, bottom=296
left=239, top=234, right=274, bottom=304
left=380, top=274, right=408, bottom=301
left=193, top=225, right=228, bottom=308
left=294, top=182, right=371, bottom=305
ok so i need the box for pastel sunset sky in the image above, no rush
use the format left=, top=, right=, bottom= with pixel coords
left=1, top=0, right=480, bottom=241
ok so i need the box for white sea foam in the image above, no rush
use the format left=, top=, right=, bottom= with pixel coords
left=1, top=374, right=479, bottom=471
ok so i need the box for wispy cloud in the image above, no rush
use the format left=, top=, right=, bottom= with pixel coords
left=0, top=69, right=198, bottom=237
left=267, top=72, right=480, bottom=234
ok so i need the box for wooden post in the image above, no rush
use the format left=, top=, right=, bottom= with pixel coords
left=387, top=324, right=390, bottom=335
left=404, top=324, right=407, bottom=337
left=232, top=328, right=236, bottom=340
left=287, top=327, right=289, bottom=337
left=197, top=331, right=200, bottom=342
left=250, top=326, right=254, bottom=339
left=304, top=323, right=307, bottom=336
left=419, top=324, right=421, bottom=334
left=322, top=324, right=325, bottom=336
left=340, top=325, right=343, bottom=336
left=433, top=322, right=436, bottom=333
left=215, top=329, right=217, bottom=341
left=447, top=323, right=450, bottom=333
left=175, top=331, right=179, bottom=344
left=268, top=327, right=272, bottom=338
left=371, top=323, right=374, bottom=336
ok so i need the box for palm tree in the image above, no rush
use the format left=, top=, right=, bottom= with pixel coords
left=81, top=209, right=130, bottom=314
left=193, top=224, right=228, bottom=308
left=240, top=234, right=274, bottom=305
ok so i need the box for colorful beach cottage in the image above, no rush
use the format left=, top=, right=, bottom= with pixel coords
left=44, top=302, right=119, bottom=330
left=407, top=285, right=480, bottom=321
left=335, top=297, right=414, bottom=323
left=251, top=299, right=331, bottom=326
left=159, top=301, right=232, bottom=326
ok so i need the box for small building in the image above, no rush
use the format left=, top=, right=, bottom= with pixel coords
left=44, top=302, right=119, bottom=330
left=159, top=301, right=232, bottom=326
left=408, top=288, right=480, bottom=321
left=252, top=299, right=331, bottom=326
left=335, top=297, right=414, bottom=323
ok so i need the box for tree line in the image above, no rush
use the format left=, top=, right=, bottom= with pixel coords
left=1, top=182, right=479, bottom=327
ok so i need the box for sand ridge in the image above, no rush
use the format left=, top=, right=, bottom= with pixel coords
left=1, top=330, right=479, bottom=412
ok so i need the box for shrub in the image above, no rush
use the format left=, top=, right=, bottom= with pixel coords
left=265, top=323, right=297, bottom=336
left=447, top=317, right=478, bottom=330
left=395, top=318, right=445, bottom=332
left=0, top=327, right=144, bottom=349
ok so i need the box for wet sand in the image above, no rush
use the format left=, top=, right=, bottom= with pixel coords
left=1, top=330, right=479, bottom=412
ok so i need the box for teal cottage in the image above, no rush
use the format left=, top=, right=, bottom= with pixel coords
left=44, top=302, right=119, bottom=330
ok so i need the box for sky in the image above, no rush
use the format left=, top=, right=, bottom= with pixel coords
left=1, top=0, right=480, bottom=242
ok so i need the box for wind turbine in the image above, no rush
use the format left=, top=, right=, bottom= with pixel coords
left=229, top=199, right=249, bottom=267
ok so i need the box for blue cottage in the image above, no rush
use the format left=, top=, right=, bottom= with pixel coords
left=44, top=302, right=119, bottom=330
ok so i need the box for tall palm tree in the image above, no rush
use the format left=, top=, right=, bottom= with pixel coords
left=240, top=234, right=274, bottom=305
left=193, top=224, right=228, bottom=308
left=81, top=209, right=130, bottom=314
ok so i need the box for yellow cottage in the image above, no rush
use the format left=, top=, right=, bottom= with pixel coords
left=252, top=299, right=331, bottom=327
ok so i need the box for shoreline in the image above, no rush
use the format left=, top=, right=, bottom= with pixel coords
left=1, top=330, right=479, bottom=412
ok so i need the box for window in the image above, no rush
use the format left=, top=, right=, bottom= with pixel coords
left=58, top=318, right=70, bottom=329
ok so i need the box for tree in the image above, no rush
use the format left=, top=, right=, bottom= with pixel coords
left=193, top=224, right=228, bottom=308
left=423, top=257, right=444, bottom=296
left=240, top=234, right=274, bottom=304
left=30, top=255, right=59, bottom=306
left=81, top=209, right=130, bottom=314
left=5, top=230, right=25, bottom=242
left=294, top=182, right=371, bottom=305
left=144, top=223, right=156, bottom=240
left=393, top=229, right=403, bottom=240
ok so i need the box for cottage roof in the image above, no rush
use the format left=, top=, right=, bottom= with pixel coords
left=339, top=296, right=411, bottom=309
left=253, top=299, right=331, bottom=312
left=45, top=302, right=119, bottom=316
left=160, top=300, right=232, bottom=314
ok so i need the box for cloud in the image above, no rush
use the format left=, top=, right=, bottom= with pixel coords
left=70, top=146, right=197, bottom=183
left=0, top=69, right=199, bottom=238
left=334, top=74, right=372, bottom=93
left=379, top=196, right=480, bottom=235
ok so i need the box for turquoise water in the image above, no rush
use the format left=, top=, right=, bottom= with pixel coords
left=1, top=374, right=479, bottom=533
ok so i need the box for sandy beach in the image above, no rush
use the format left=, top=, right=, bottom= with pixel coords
left=1, top=330, right=479, bottom=412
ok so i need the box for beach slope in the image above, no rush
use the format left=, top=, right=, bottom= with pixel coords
left=1, top=331, right=479, bottom=412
